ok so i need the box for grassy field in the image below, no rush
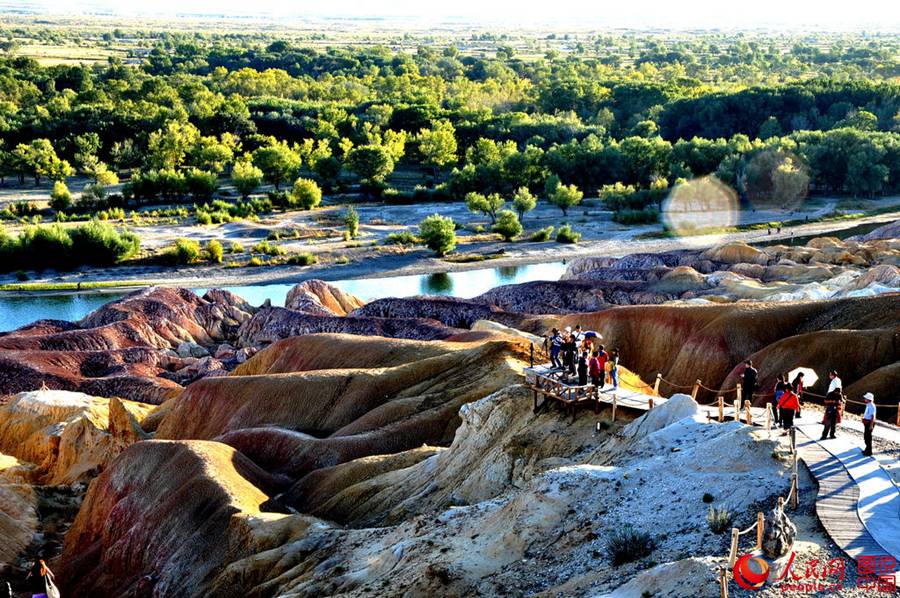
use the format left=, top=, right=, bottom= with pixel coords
left=0, top=280, right=153, bottom=292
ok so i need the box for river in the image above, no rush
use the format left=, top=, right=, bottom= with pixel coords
left=0, top=261, right=569, bottom=332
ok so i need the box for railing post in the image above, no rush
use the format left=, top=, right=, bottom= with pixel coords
left=777, top=496, right=785, bottom=513
left=648, top=397, right=654, bottom=410
left=790, top=426, right=796, bottom=454
left=790, top=473, right=799, bottom=509
left=530, top=342, right=534, bottom=368
left=756, top=512, right=764, bottom=549
left=733, top=399, right=740, bottom=422
left=692, top=379, right=700, bottom=400
left=653, top=373, right=662, bottom=396
left=718, top=396, right=724, bottom=422
left=765, top=403, right=773, bottom=433
left=744, top=400, right=752, bottom=426
left=728, top=527, right=739, bottom=568
left=719, top=567, right=729, bottom=598
left=896, top=404, right=900, bottom=427
left=611, top=394, right=617, bottom=422
left=736, top=383, right=742, bottom=402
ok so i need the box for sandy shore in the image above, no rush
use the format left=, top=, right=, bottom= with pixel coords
left=2, top=199, right=899, bottom=297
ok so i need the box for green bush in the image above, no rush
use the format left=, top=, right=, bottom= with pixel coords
left=419, top=214, right=457, bottom=256
left=345, top=205, right=359, bottom=238
left=0, top=221, right=139, bottom=271
left=205, top=239, right=224, bottom=263
left=604, top=526, right=656, bottom=566
left=706, top=506, right=734, bottom=534
left=529, top=226, right=555, bottom=242
left=247, top=256, right=265, bottom=267
left=50, top=181, right=72, bottom=212
left=290, top=178, right=322, bottom=210
left=229, top=241, right=245, bottom=254
left=385, top=231, right=419, bottom=245
left=556, top=224, right=581, bottom=244
left=165, top=238, right=201, bottom=265
left=252, top=240, right=286, bottom=256
left=69, top=220, right=140, bottom=266
left=492, top=209, right=523, bottom=241
left=286, top=252, right=318, bottom=266
left=614, top=207, right=660, bottom=225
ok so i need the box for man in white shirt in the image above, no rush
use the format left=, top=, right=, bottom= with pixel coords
left=827, top=371, right=842, bottom=395
left=862, top=392, right=876, bottom=457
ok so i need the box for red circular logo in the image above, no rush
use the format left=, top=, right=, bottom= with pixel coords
left=734, top=553, right=770, bottom=590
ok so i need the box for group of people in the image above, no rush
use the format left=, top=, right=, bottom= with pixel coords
left=1, top=557, right=59, bottom=598
left=742, top=362, right=878, bottom=456
left=547, top=325, right=620, bottom=391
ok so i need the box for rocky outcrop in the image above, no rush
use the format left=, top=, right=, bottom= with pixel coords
left=474, top=280, right=609, bottom=314
left=0, top=287, right=255, bottom=403
left=284, top=279, right=365, bottom=315
left=349, top=295, right=523, bottom=328
left=236, top=305, right=461, bottom=346
left=763, top=507, right=797, bottom=558
left=0, top=390, right=154, bottom=484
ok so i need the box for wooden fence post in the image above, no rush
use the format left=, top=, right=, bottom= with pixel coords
left=648, top=397, right=654, bottom=410
left=777, top=496, right=785, bottom=513
left=611, top=394, right=617, bottom=422
left=719, top=567, right=729, bottom=598
left=736, top=383, right=742, bottom=402
left=654, top=373, right=662, bottom=396
left=692, top=380, right=700, bottom=400
left=728, top=528, right=739, bottom=568
left=896, top=404, right=900, bottom=427
left=765, top=403, right=773, bottom=432
left=733, top=399, right=740, bottom=422
left=530, top=343, right=534, bottom=367
left=744, top=400, right=752, bottom=426
left=718, top=396, right=724, bottom=422
left=790, top=473, right=799, bottom=509
left=756, top=512, right=764, bottom=549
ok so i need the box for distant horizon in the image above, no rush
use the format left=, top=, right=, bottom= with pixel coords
left=4, top=0, right=900, bottom=32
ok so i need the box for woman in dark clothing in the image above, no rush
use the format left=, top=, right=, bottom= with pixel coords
left=562, top=333, right=577, bottom=375
left=791, top=372, right=804, bottom=419
left=773, top=373, right=790, bottom=421
left=577, top=350, right=589, bottom=386
left=25, top=557, right=57, bottom=598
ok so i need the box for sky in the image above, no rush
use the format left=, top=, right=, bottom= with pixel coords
left=22, top=0, right=900, bottom=30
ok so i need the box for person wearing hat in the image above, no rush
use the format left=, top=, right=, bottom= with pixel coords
left=862, top=392, right=876, bottom=457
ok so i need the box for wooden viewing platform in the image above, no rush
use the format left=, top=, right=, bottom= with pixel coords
left=524, top=364, right=667, bottom=420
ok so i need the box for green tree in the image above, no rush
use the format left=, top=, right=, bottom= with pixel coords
left=290, top=178, right=322, bottom=210
left=147, top=121, right=201, bottom=170
left=465, top=191, right=504, bottom=223
left=345, top=205, right=359, bottom=238
left=14, top=139, right=72, bottom=185
left=186, top=169, right=218, bottom=200
left=544, top=173, right=561, bottom=198
left=231, top=157, right=263, bottom=199
left=416, top=120, right=457, bottom=179
left=50, top=181, right=72, bottom=211
left=252, top=139, right=302, bottom=191
left=511, top=186, right=536, bottom=220
left=492, top=209, right=523, bottom=241
left=346, top=145, right=394, bottom=185
left=419, top=214, right=456, bottom=256
left=549, top=184, right=583, bottom=216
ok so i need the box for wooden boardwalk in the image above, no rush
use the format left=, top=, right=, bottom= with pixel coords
left=523, top=364, right=900, bottom=565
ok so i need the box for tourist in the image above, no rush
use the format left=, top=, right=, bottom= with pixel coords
left=562, top=329, right=577, bottom=375
left=596, top=345, right=609, bottom=385
left=549, top=328, right=562, bottom=369
left=589, top=350, right=602, bottom=389
left=741, top=360, right=758, bottom=406
left=791, top=371, right=805, bottom=418
left=827, top=370, right=842, bottom=396
left=777, top=388, right=801, bottom=433
left=573, top=325, right=585, bottom=348
left=821, top=393, right=841, bottom=440
left=773, top=373, right=790, bottom=420
left=25, top=556, right=59, bottom=598
left=862, top=392, right=876, bottom=457
left=577, top=350, right=589, bottom=386
left=609, top=348, right=620, bottom=390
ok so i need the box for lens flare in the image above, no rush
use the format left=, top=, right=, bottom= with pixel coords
left=742, top=148, right=810, bottom=213
left=662, top=175, right=739, bottom=248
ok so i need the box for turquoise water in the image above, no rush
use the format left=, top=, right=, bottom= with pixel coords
left=0, top=261, right=568, bottom=332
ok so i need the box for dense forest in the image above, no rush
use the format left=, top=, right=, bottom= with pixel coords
left=1, top=27, right=900, bottom=230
